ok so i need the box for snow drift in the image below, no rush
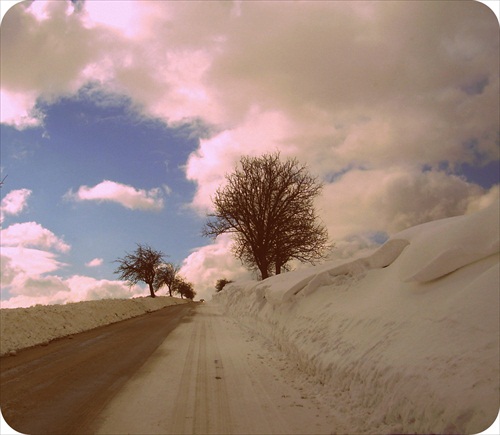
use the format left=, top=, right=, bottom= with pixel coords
left=0, top=296, right=187, bottom=356
left=214, top=201, right=499, bottom=434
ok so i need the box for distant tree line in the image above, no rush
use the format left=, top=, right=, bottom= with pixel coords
left=114, top=244, right=196, bottom=299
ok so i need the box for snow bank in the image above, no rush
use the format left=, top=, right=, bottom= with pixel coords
left=0, top=297, right=188, bottom=356
left=214, top=201, right=499, bottom=434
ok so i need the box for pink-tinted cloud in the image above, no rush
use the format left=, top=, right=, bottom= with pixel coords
left=0, top=188, right=32, bottom=223
left=65, top=180, right=165, bottom=211
left=185, top=108, right=297, bottom=213
left=1, top=1, right=498, bottom=302
left=1, top=247, right=66, bottom=277
left=316, top=168, right=495, bottom=241
left=0, top=273, right=146, bottom=308
left=85, top=258, right=104, bottom=268
left=1, top=222, right=70, bottom=253
left=179, top=234, right=252, bottom=301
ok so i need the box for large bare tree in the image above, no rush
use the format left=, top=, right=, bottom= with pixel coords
left=204, top=153, right=330, bottom=279
left=114, top=244, right=166, bottom=298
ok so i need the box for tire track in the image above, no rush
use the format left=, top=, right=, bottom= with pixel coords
left=170, top=320, right=200, bottom=434
left=193, top=323, right=209, bottom=434
left=205, top=318, right=232, bottom=434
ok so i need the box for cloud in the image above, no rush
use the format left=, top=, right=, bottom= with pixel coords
left=179, top=234, right=252, bottom=301
left=1, top=221, right=70, bottom=252
left=0, top=90, right=41, bottom=128
left=0, top=273, right=146, bottom=308
left=86, top=258, right=104, bottom=268
left=3, top=2, right=498, bottom=160
left=316, top=167, right=492, bottom=241
left=176, top=1, right=498, bottom=213
left=0, top=221, right=71, bottom=305
left=1, top=242, right=145, bottom=308
left=0, top=188, right=32, bottom=223
left=0, top=0, right=113, bottom=127
left=185, top=108, right=296, bottom=213
left=65, top=180, right=165, bottom=211
left=81, top=0, right=147, bottom=39
left=0, top=247, right=66, bottom=276
left=63, top=275, right=145, bottom=301
left=1, top=1, right=498, bottom=301
left=11, top=275, right=70, bottom=298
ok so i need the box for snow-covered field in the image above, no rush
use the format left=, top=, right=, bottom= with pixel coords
left=0, top=296, right=187, bottom=356
left=213, top=200, right=499, bottom=434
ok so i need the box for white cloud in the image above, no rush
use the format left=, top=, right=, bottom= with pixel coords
left=0, top=273, right=147, bottom=308
left=0, top=90, right=41, bottom=128
left=1, top=222, right=70, bottom=252
left=0, top=247, right=66, bottom=276
left=0, top=222, right=71, bottom=305
left=0, top=261, right=147, bottom=308
left=65, top=180, right=165, bottom=211
left=86, top=258, right=104, bottom=268
left=185, top=108, right=297, bottom=213
left=63, top=275, right=145, bottom=301
left=0, top=213, right=146, bottom=307
left=0, top=188, right=32, bottom=223
left=179, top=234, right=252, bottom=301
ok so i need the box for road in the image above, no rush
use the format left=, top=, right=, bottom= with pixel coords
left=0, top=303, right=196, bottom=434
left=1, top=303, right=335, bottom=434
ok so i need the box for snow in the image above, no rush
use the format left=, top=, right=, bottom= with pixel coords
left=213, top=200, right=499, bottom=434
left=0, top=296, right=187, bottom=356
left=1, top=201, right=498, bottom=434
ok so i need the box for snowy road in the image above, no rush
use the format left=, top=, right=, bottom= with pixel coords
left=94, top=303, right=335, bottom=434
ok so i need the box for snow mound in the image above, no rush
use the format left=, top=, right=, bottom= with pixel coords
left=397, top=201, right=499, bottom=282
left=283, top=238, right=410, bottom=301
left=0, top=297, right=187, bottom=356
left=214, top=201, right=499, bottom=434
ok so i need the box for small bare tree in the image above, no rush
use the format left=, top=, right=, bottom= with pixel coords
left=114, top=244, right=165, bottom=298
left=154, top=262, right=180, bottom=297
left=204, top=153, right=330, bottom=279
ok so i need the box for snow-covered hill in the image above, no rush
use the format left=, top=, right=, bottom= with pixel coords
left=0, top=296, right=187, bottom=356
left=214, top=201, right=499, bottom=434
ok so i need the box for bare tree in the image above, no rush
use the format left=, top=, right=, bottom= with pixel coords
left=114, top=244, right=166, bottom=298
left=204, top=153, right=330, bottom=279
left=154, top=262, right=180, bottom=297
left=174, top=277, right=196, bottom=300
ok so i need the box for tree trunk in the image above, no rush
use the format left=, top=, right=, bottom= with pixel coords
left=275, top=259, right=281, bottom=275
left=148, top=282, right=156, bottom=298
left=260, top=266, right=269, bottom=280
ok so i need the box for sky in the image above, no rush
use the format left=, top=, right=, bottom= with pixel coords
left=0, top=0, right=499, bottom=307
